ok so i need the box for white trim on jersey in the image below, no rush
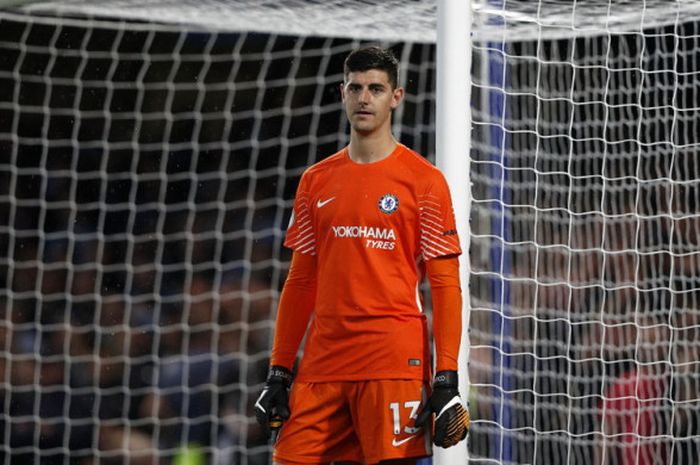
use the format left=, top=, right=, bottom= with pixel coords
left=286, top=194, right=317, bottom=255
left=418, top=195, right=460, bottom=259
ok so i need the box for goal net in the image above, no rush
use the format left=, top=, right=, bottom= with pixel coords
left=468, top=2, right=700, bottom=465
left=0, top=1, right=698, bottom=465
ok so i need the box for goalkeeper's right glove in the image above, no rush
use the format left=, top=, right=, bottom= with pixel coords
left=415, top=370, right=470, bottom=448
left=254, top=365, right=293, bottom=440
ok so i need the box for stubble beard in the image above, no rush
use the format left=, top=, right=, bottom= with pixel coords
left=350, top=112, right=391, bottom=135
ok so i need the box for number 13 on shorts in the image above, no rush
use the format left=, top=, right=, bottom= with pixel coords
left=389, top=400, right=422, bottom=434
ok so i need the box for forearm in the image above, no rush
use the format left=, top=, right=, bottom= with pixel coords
left=426, top=256, right=462, bottom=372
left=270, top=251, right=317, bottom=369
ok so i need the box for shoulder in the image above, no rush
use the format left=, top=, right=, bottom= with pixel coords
left=396, top=145, right=449, bottom=191
left=398, top=145, right=445, bottom=179
left=300, top=149, right=347, bottom=184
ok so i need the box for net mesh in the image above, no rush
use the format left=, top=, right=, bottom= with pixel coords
left=468, top=7, right=700, bottom=464
left=0, top=6, right=434, bottom=464
left=0, top=1, right=699, bottom=464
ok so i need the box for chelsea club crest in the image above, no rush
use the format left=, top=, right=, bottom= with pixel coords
left=378, top=193, right=399, bottom=214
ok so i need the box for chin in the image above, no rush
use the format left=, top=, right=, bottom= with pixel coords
left=352, top=123, right=376, bottom=133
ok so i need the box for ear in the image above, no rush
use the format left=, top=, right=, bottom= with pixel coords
left=390, top=86, right=405, bottom=110
left=340, top=82, right=346, bottom=102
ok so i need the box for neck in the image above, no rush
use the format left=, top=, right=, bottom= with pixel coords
left=348, top=130, right=398, bottom=164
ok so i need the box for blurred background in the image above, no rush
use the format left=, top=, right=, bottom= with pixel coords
left=1, top=1, right=699, bottom=464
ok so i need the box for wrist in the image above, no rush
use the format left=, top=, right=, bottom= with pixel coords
left=433, top=370, right=458, bottom=389
left=267, top=365, right=293, bottom=386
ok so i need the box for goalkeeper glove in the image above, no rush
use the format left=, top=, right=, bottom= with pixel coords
left=254, top=365, right=293, bottom=440
left=416, top=370, right=470, bottom=448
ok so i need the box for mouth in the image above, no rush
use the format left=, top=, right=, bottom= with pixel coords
left=354, top=110, right=373, bottom=117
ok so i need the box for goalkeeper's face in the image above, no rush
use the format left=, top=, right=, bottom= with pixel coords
left=341, top=69, right=404, bottom=135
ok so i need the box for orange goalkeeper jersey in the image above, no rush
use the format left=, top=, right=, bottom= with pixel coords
left=284, top=144, right=461, bottom=382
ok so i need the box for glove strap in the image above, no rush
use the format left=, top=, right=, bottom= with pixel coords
left=433, top=370, right=458, bottom=389
left=267, top=365, right=293, bottom=386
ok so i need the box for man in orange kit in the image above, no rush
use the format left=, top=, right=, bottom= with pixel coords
left=255, top=46, right=469, bottom=465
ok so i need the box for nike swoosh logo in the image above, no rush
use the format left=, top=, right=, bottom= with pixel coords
left=392, top=435, right=417, bottom=447
left=316, top=197, right=335, bottom=208
left=254, top=389, right=268, bottom=413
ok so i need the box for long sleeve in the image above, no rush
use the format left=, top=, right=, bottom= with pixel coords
left=426, top=255, right=462, bottom=372
left=270, top=251, right=317, bottom=369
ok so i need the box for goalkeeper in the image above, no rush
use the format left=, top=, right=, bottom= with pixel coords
left=255, top=46, right=469, bottom=464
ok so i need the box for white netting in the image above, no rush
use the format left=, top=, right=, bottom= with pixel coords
left=19, top=0, right=438, bottom=42
left=468, top=3, right=700, bottom=464
left=0, top=1, right=699, bottom=464
left=14, top=0, right=700, bottom=41
left=0, top=4, right=434, bottom=464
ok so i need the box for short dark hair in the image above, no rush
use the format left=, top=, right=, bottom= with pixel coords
left=343, top=46, right=399, bottom=89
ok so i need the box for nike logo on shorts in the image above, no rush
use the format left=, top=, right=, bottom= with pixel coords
left=391, top=435, right=417, bottom=447
left=316, top=197, right=335, bottom=208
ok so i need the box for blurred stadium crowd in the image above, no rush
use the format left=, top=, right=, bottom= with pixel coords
left=1, top=8, right=700, bottom=465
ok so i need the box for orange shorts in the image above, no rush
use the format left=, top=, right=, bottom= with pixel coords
left=273, top=379, right=432, bottom=464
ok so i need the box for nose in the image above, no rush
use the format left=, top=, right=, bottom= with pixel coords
left=358, top=87, right=371, bottom=104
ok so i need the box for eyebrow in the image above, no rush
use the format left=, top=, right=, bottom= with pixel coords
left=347, top=82, right=387, bottom=89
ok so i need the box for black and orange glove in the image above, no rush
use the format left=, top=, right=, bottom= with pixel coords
left=416, top=370, right=470, bottom=448
left=254, top=365, right=292, bottom=440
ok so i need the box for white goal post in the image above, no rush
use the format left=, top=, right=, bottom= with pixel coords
left=435, top=1, right=472, bottom=463
left=1, top=1, right=700, bottom=465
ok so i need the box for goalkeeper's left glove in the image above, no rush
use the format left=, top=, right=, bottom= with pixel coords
left=416, top=370, right=470, bottom=448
